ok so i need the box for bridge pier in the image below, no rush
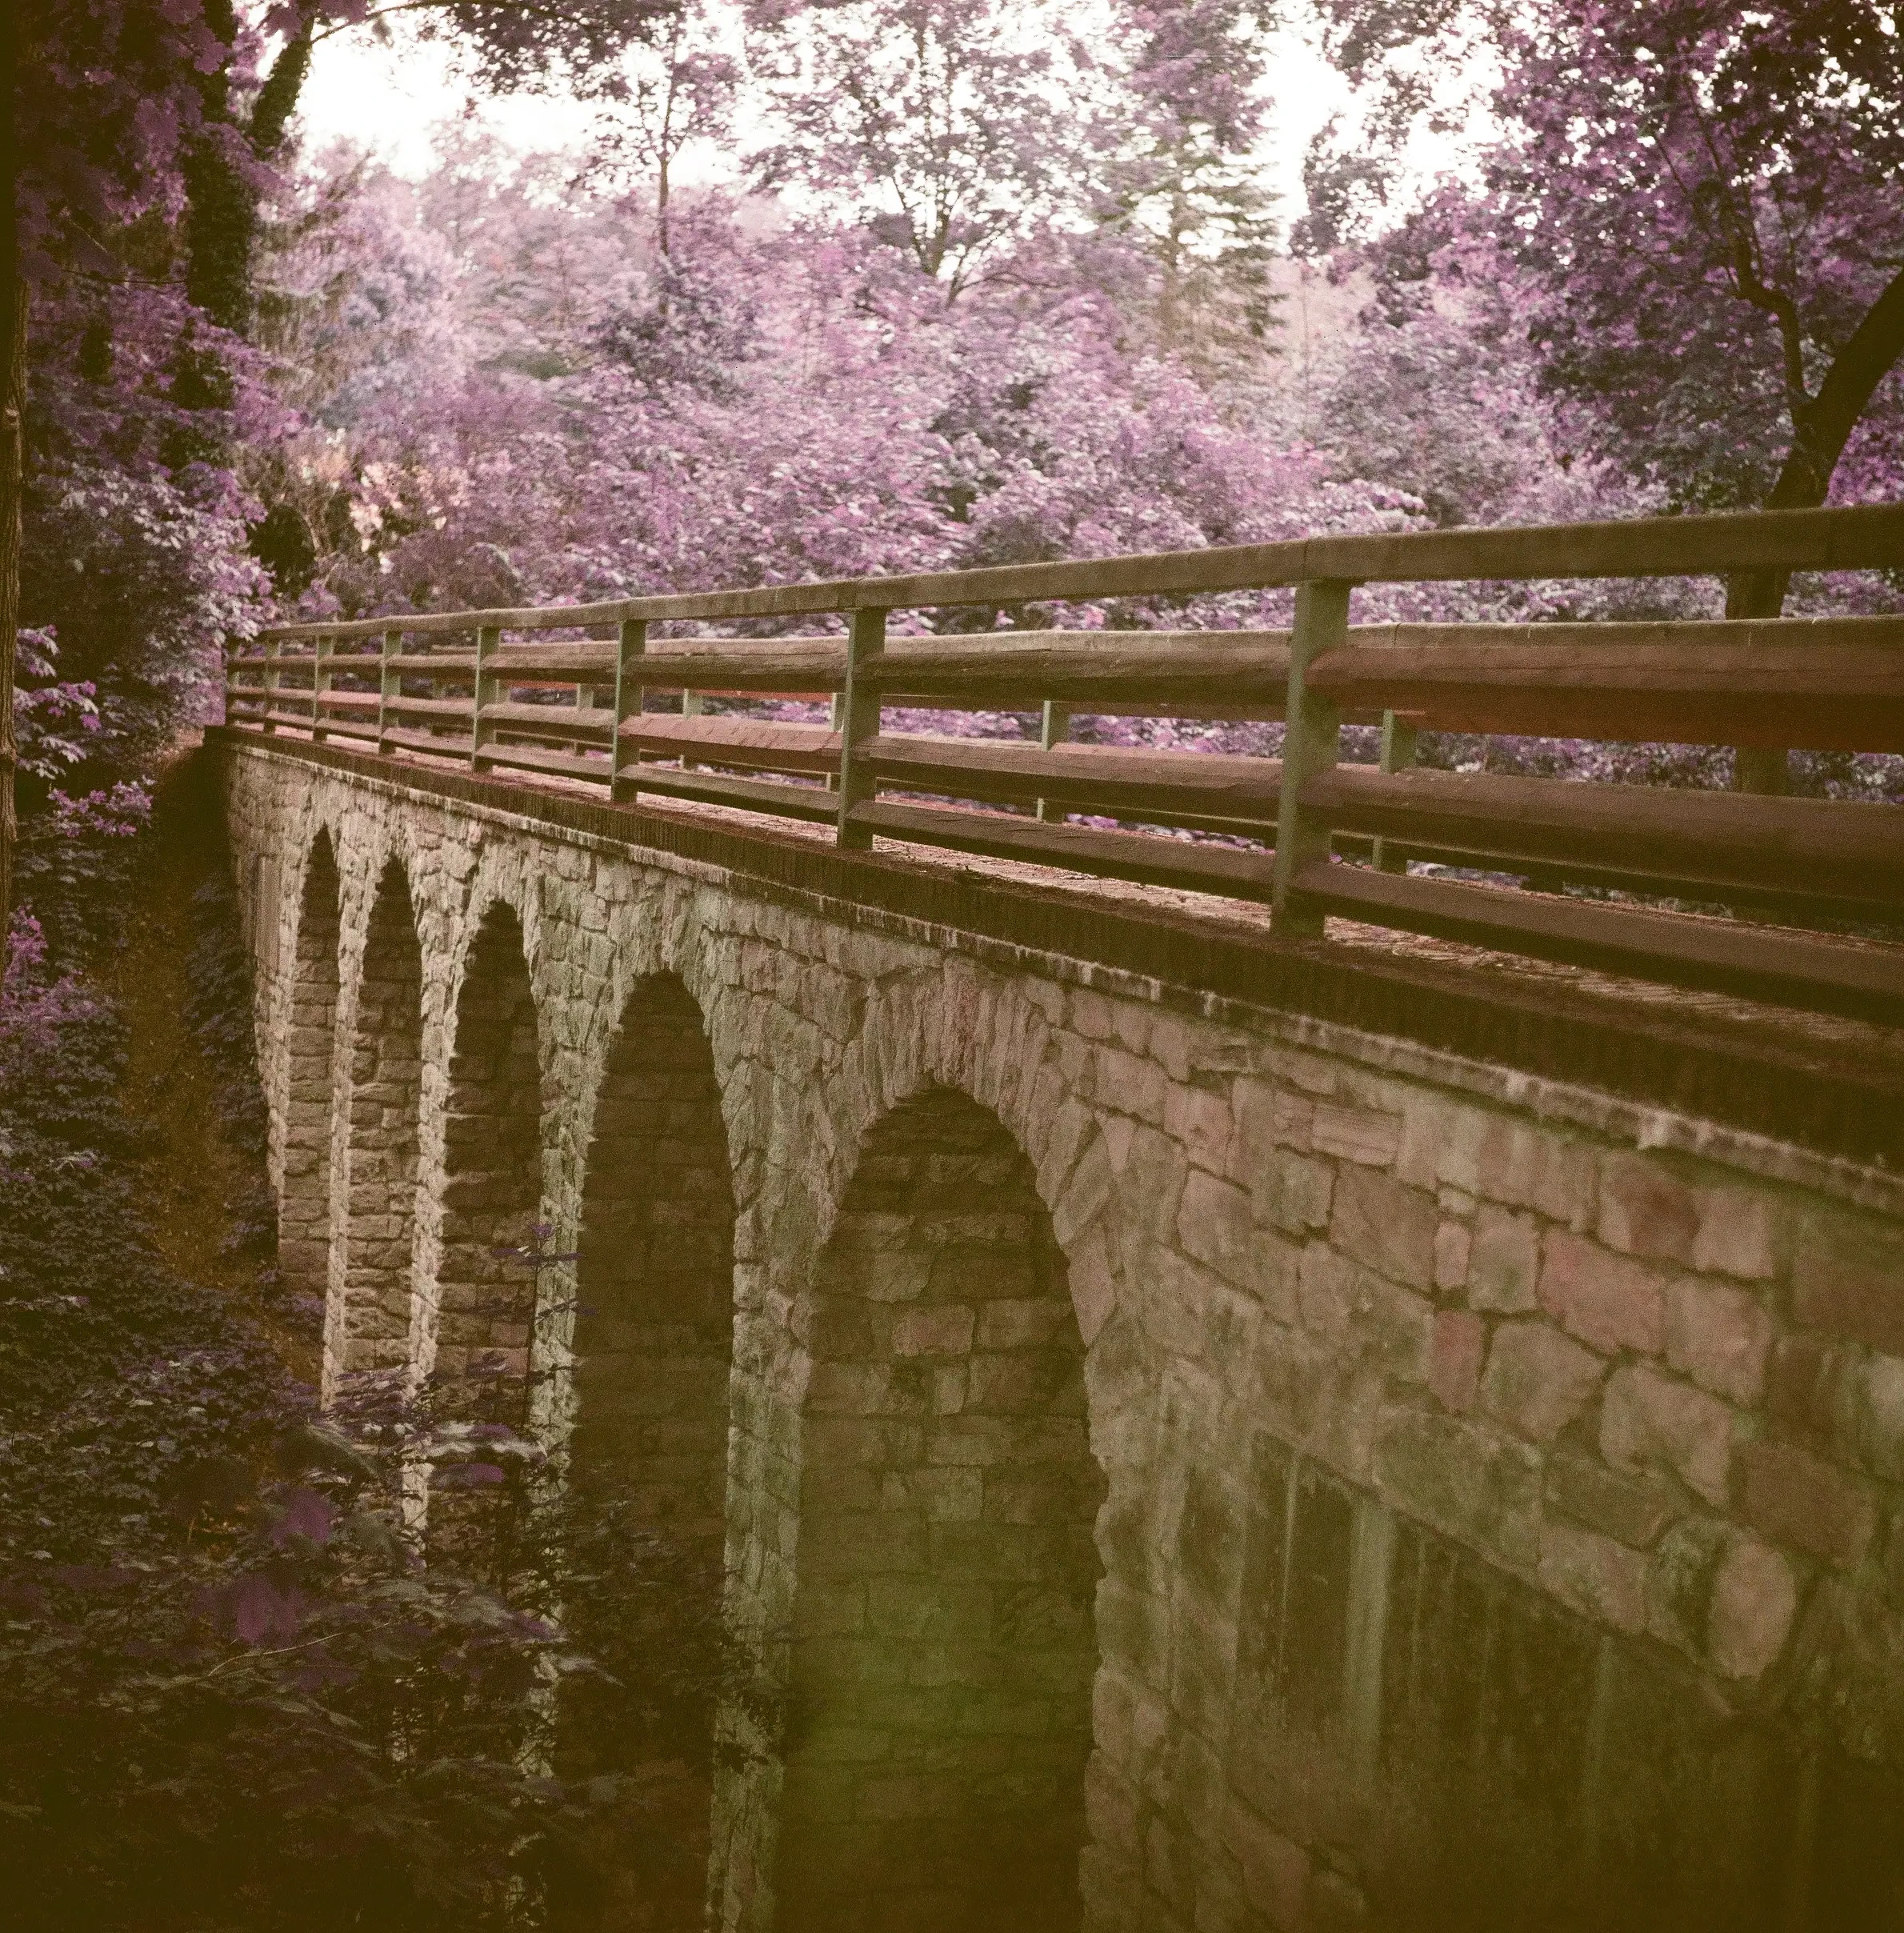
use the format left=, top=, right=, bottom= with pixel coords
left=324, top=857, right=426, bottom=1399
left=227, top=734, right=1904, bottom=1933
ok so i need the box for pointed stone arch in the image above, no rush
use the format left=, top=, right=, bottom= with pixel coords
left=326, top=857, right=424, bottom=1400
left=280, top=830, right=341, bottom=1308
left=776, top=1085, right=1106, bottom=1933
left=430, top=898, right=544, bottom=1424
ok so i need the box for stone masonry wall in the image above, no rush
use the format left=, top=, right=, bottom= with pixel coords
left=225, top=738, right=1904, bottom=1933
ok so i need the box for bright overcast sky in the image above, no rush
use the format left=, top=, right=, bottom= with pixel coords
left=295, top=11, right=1378, bottom=222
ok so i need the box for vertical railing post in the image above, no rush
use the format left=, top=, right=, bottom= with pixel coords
left=573, top=641, right=593, bottom=749
left=1733, top=746, right=1790, bottom=796
left=1036, top=699, right=1070, bottom=822
left=378, top=626, right=401, bottom=757
left=311, top=634, right=331, bottom=743
left=679, top=682, right=703, bottom=774
left=826, top=690, right=845, bottom=790
left=1372, top=709, right=1417, bottom=874
left=470, top=625, right=499, bottom=770
left=1270, top=579, right=1352, bottom=933
left=262, top=635, right=281, bottom=733
left=610, top=618, right=646, bottom=804
left=836, top=606, right=886, bottom=850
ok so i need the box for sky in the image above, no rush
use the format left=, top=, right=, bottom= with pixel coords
left=294, top=6, right=1398, bottom=222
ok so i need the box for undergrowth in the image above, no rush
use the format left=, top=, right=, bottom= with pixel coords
left=0, top=753, right=754, bottom=1931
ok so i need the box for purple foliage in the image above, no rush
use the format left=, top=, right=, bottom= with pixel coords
left=270, top=1487, right=337, bottom=1548
left=0, top=911, right=102, bottom=1074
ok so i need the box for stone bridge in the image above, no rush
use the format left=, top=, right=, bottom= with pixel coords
left=218, top=727, right=1904, bottom=1933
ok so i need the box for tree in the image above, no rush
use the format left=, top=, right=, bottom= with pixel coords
left=186, top=0, right=681, bottom=348
left=749, top=0, right=1114, bottom=296
left=1306, top=0, right=1904, bottom=597
left=1108, top=2, right=1282, bottom=358
left=4, top=0, right=236, bottom=938
left=1488, top=2, right=1904, bottom=612
left=1306, top=0, right=1904, bottom=790
left=612, top=0, right=741, bottom=258
left=2, top=1, right=685, bottom=938
left=252, top=145, right=1442, bottom=634
left=2, top=4, right=20, bottom=940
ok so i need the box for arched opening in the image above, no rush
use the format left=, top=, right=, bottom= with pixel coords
left=778, top=1087, right=1105, bottom=1933
left=571, top=972, right=737, bottom=1561
left=280, top=832, right=340, bottom=1309
left=327, top=858, right=424, bottom=1396
left=432, top=902, right=542, bottom=1425
left=551, top=972, right=738, bottom=1923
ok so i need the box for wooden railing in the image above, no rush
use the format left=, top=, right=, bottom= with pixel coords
left=225, top=503, right=1904, bottom=1023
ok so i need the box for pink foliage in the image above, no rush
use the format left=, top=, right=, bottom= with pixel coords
left=45, top=785, right=154, bottom=842
left=16, top=0, right=1899, bottom=847
left=0, top=913, right=102, bottom=1075
left=274, top=171, right=1441, bottom=627
left=1483, top=0, right=1904, bottom=513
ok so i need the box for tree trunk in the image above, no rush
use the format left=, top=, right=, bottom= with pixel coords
left=250, top=22, right=314, bottom=158
left=1, top=0, right=22, bottom=945
left=181, top=1, right=249, bottom=338
left=1726, top=262, right=1904, bottom=794
left=0, top=287, right=19, bottom=949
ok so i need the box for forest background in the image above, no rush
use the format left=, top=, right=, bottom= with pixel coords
left=1, top=2, right=1902, bottom=1927
left=8, top=0, right=1904, bottom=890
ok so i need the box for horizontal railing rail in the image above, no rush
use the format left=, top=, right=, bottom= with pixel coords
left=225, top=503, right=1904, bottom=1024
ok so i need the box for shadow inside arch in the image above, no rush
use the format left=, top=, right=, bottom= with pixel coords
left=282, top=829, right=341, bottom=1312
left=432, top=898, right=542, bottom=1426
left=776, top=1084, right=1106, bottom=1933
left=570, top=970, right=738, bottom=1562
left=549, top=971, right=741, bottom=1923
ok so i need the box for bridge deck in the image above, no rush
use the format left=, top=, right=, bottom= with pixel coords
left=211, top=729, right=1904, bottom=1176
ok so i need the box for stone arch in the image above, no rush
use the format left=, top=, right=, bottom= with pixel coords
left=777, top=1085, right=1106, bottom=1933
left=326, top=857, right=425, bottom=1399
left=280, top=830, right=341, bottom=1307
left=534, top=973, right=742, bottom=1921
left=569, top=971, right=737, bottom=1551
left=429, top=897, right=544, bottom=1423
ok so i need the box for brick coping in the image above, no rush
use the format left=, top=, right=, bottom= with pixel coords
left=209, top=730, right=1904, bottom=1187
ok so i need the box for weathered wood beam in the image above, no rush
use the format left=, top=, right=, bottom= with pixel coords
left=252, top=502, right=1904, bottom=640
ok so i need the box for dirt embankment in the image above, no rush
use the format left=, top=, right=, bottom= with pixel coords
left=110, top=739, right=318, bottom=1383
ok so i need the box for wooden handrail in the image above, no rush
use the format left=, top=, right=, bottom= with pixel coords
left=1301, top=766, right=1904, bottom=908
left=246, top=501, right=1904, bottom=640
left=223, top=505, right=1904, bottom=1022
